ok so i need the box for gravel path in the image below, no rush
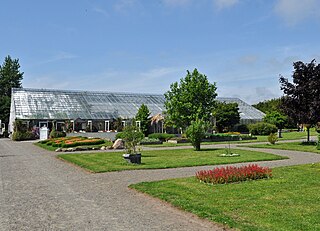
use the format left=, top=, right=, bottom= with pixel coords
left=1, top=138, right=320, bottom=231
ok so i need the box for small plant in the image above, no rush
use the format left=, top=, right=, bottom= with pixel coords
left=268, top=133, right=278, bottom=145
left=122, top=125, right=144, bottom=154
left=186, top=119, right=208, bottom=151
left=196, top=164, right=272, bottom=184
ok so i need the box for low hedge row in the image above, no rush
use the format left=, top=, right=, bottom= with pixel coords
left=148, top=133, right=176, bottom=141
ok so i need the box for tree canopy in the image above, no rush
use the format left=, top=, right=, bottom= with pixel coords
left=164, top=69, right=217, bottom=129
left=213, top=102, right=240, bottom=133
left=264, top=111, right=287, bottom=137
left=252, top=98, right=281, bottom=114
left=135, top=104, right=151, bottom=136
left=279, top=59, right=320, bottom=141
left=0, top=56, right=24, bottom=125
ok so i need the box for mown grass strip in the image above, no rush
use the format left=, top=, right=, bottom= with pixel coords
left=58, top=148, right=286, bottom=173
left=131, top=163, right=320, bottom=231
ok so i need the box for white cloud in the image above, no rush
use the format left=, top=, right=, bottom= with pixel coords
left=162, top=0, right=193, bottom=7
left=274, top=0, right=320, bottom=25
left=114, top=0, right=137, bottom=13
left=92, top=6, right=109, bottom=17
left=213, top=0, right=239, bottom=10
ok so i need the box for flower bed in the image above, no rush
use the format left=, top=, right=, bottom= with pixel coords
left=39, top=136, right=105, bottom=148
left=196, top=164, right=272, bottom=184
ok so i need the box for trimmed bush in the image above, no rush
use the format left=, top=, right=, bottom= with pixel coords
left=204, top=133, right=239, bottom=141
left=49, top=130, right=66, bottom=139
left=248, top=122, right=277, bottom=135
left=148, top=133, right=175, bottom=142
left=139, top=138, right=162, bottom=145
left=196, top=164, right=272, bottom=184
left=268, top=133, right=278, bottom=144
left=232, top=124, right=249, bottom=133
left=12, top=131, right=36, bottom=141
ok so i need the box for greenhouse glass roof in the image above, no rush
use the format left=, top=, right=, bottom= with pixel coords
left=11, top=88, right=265, bottom=121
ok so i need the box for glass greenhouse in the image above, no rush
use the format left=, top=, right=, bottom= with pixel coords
left=9, top=88, right=265, bottom=133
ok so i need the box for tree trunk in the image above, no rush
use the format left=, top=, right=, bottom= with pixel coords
left=307, top=127, right=310, bottom=142
left=278, top=129, right=282, bottom=138
left=195, top=142, right=201, bottom=151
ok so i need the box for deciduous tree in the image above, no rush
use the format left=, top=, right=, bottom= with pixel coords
left=279, top=59, right=320, bottom=141
left=213, top=102, right=240, bottom=133
left=164, top=69, right=217, bottom=130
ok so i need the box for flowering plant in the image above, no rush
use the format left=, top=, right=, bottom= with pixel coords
left=196, top=164, right=272, bottom=184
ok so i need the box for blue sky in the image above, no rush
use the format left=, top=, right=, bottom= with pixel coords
left=1, top=0, right=320, bottom=104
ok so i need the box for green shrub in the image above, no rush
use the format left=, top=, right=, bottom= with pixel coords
left=248, top=122, right=277, bottom=135
left=204, top=133, right=240, bottom=141
left=139, top=138, right=162, bottom=145
left=268, top=133, right=278, bottom=145
left=12, top=131, right=35, bottom=141
left=148, top=133, right=175, bottom=142
left=49, top=130, right=66, bottom=139
left=232, top=124, right=249, bottom=133
left=122, top=125, right=144, bottom=154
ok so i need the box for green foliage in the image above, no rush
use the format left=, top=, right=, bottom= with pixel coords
left=268, top=133, right=278, bottom=145
left=12, top=131, right=35, bottom=141
left=213, top=102, right=240, bottom=132
left=13, top=120, right=27, bottom=132
left=279, top=59, right=320, bottom=141
left=0, top=56, right=24, bottom=124
left=186, top=119, right=207, bottom=151
left=264, top=111, right=287, bottom=129
left=248, top=122, right=277, bottom=135
left=122, top=125, right=144, bottom=154
left=164, top=69, right=217, bottom=129
left=148, top=133, right=175, bottom=141
left=49, top=129, right=66, bottom=139
left=232, top=124, right=249, bottom=133
left=135, top=104, right=151, bottom=136
left=115, top=132, right=125, bottom=139
left=252, top=98, right=281, bottom=114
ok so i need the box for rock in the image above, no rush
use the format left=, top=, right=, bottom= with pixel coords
left=55, top=148, right=62, bottom=152
left=67, top=148, right=75, bottom=152
left=112, top=139, right=124, bottom=149
left=100, top=146, right=106, bottom=150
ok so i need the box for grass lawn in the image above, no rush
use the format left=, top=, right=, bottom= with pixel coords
left=131, top=163, right=320, bottom=231
left=142, top=131, right=316, bottom=148
left=244, top=142, right=320, bottom=154
left=58, top=148, right=286, bottom=173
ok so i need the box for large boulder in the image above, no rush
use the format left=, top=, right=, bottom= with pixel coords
left=112, top=139, right=124, bottom=149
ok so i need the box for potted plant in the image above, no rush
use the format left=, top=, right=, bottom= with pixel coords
left=122, top=125, right=144, bottom=164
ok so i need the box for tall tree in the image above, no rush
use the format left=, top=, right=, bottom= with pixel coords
left=0, top=56, right=24, bottom=125
left=279, top=59, right=320, bottom=141
left=164, top=69, right=217, bottom=130
left=135, top=104, right=151, bottom=136
left=213, top=102, right=240, bottom=133
left=264, top=111, right=287, bottom=138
